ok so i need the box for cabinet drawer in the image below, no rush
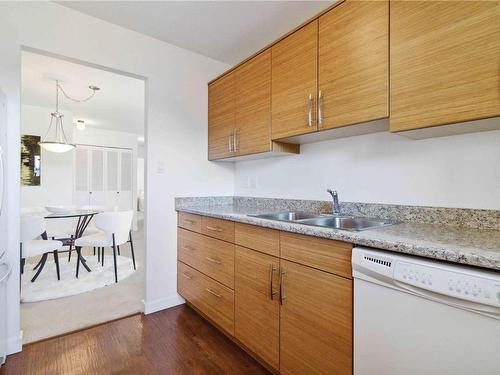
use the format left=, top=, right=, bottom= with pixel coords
left=178, top=261, right=235, bottom=335
left=201, top=216, right=235, bottom=242
left=280, top=232, right=352, bottom=278
left=235, top=223, right=279, bottom=257
left=178, top=228, right=235, bottom=288
left=178, top=212, right=202, bottom=232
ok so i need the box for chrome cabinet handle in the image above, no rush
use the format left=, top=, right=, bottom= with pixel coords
left=318, top=90, right=323, bottom=126
left=228, top=133, right=233, bottom=152
left=206, top=288, right=222, bottom=298
left=205, top=256, right=222, bottom=265
left=233, top=129, right=238, bottom=152
left=270, top=264, right=278, bottom=300
left=182, top=272, right=192, bottom=279
left=205, top=225, right=222, bottom=232
left=307, top=93, right=313, bottom=127
left=279, top=268, right=286, bottom=305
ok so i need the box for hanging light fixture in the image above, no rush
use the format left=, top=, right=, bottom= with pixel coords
left=39, top=80, right=99, bottom=153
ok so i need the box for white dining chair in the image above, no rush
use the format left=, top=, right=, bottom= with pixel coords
left=72, top=205, right=111, bottom=263
left=21, top=215, right=63, bottom=282
left=74, top=210, right=135, bottom=283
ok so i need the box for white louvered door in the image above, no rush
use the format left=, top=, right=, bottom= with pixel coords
left=90, top=148, right=106, bottom=207
left=106, top=149, right=119, bottom=210
left=74, top=146, right=133, bottom=212
left=74, top=146, right=90, bottom=207
left=118, top=150, right=133, bottom=211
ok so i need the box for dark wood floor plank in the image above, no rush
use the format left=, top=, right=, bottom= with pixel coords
left=0, top=305, right=269, bottom=375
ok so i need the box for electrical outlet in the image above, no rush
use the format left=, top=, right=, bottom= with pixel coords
left=249, top=176, right=257, bottom=189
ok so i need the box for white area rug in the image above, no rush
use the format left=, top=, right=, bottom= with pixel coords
left=21, top=254, right=136, bottom=303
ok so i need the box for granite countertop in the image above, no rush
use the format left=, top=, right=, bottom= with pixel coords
left=175, top=198, right=500, bottom=271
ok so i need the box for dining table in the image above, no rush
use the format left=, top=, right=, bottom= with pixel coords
left=31, top=209, right=100, bottom=281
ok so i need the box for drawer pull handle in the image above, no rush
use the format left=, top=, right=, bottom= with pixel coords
left=182, top=272, right=193, bottom=279
left=206, top=288, right=222, bottom=298
left=184, top=219, right=195, bottom=224
left=205, top=225, right=222, bottom=232
left=205, top=256, right=222, bottom=265
left=269, top=264, right=278, bottom=300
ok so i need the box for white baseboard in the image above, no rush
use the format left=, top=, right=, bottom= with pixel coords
left=6, top=330, right=23, bottom=355
left=142, top=294, right=185, bottom=315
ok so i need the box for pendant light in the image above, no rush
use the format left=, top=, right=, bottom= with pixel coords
left=39, top=80, right=99, bottom=153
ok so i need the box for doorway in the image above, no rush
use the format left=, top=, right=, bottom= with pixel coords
left=20, top=50, right=147, bottom=343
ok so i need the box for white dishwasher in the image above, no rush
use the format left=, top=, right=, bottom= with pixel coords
left=352, top=246, right=500, bottom=375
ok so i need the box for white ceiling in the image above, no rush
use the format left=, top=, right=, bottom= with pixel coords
left=22, top=51, right=145, bottom=135
left=56, top=1, right=332, bottom=65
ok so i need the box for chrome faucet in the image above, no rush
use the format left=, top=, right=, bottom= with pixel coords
left=327, top=189, right=341, bottom=216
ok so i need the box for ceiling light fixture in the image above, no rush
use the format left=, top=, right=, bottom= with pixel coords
left=76, top=119, right=86, bottom=131
left=39, top=80, right=100, bottom=153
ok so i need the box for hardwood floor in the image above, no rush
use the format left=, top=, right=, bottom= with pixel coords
left=1, top=305, right=269, bottom=375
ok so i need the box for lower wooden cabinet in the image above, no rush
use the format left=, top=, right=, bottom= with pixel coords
left=279, top=260, right=352, bottom=375
left=234, top=246, right=280, bottom=370
left=177, top=261, right=235, bottom=335
left=177, top=215, right=353, bottom=374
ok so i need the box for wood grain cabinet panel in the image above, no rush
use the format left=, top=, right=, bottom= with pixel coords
left=178, top=228, right=235, bottom=288
left=271, top=21, right=318, bottom=139
left=390, top=1, right=500, bottom=132
left=280, top=232, right=352, bottom=279
left=235, top=246, right=280, bottom=370
left=201, top=216, right=235, bottom=243
left=235, top=223, right=280, bottom=257
left=279, top=260, right=352, bottom=375
left=234, top=49, right=272, bottom=156
left=208, top=72, right=236, bottom=160
left=178, top=212, right=202, bottom=233
left=178, top=261, right=235, bottom=335
left=319, top=0, right=388, bottom=129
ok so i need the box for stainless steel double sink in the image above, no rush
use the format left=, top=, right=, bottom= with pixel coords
left=249, top=212, right=396, bottom=231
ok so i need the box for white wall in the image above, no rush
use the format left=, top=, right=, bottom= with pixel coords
left=0, top=2, right=233, bottom=354
left=235, top=130, right=500, bottom=210
left=21, top=105, right=74, bottom=209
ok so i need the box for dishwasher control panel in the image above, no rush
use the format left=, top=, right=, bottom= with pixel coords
left=394, top=261, right=500, bottom=308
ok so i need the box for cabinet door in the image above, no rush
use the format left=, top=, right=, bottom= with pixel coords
left=390, top=1, right=500, bottom=131
left=319, top=0, right=388, bottom=129
left=271, top=21, right=318, bottom=139
left=208, top=72, right=236, bottom=160
left=234, top=49, right=272, bottom=156
left=280, top=260, right=352, bottom=375
left=235, top=246, right=280, bottom=370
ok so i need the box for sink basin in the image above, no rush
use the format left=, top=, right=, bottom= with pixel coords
left=249, top=212, right=322, bottom=221
left=297, top=216, right=393, bottom=231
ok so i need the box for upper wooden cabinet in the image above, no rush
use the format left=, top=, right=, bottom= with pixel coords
left=234, top=49, right=272, bottom=156
left=271, top=21, right=319, bottom=139
left=318, top=0, right=388, bottom=130
left=390, top=1, right=500, bottom=132
left=208, top=51, right=299, bottom=161
left=208, top=71, right=235, bottom=160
